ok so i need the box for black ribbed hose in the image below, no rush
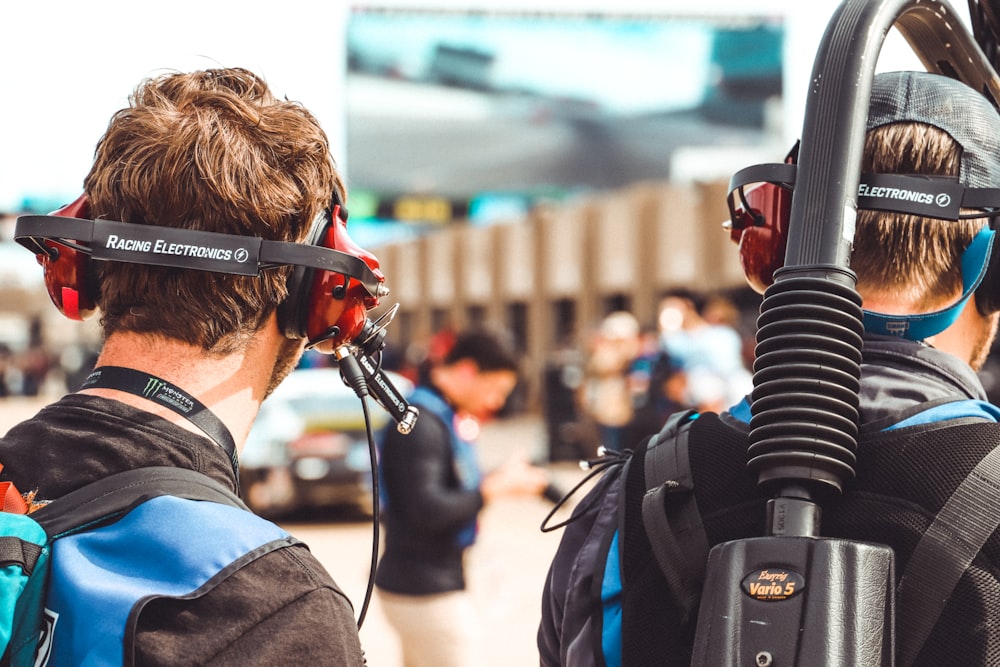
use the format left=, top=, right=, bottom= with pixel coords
left=747, top=274, right=865, bottom=499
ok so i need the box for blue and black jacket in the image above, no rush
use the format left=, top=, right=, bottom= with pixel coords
left=375, top=385, right=485, bottom=596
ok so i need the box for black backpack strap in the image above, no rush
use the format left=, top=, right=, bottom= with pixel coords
left=30, top=467, right=246, bottom=537
left=638, top=409, right=708, bottom=626
left=0, top=536, right=43, bottom=576
left=896, top=437, right=1000, bottom=666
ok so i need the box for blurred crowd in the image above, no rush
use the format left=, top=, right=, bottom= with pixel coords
left=0, top=341, right=48, bottom=398
left=291, top=290, right=760, bottom=462
left=0, top=316, right=99, bottom=399
left=0, top=342, right=101, bottom=400
left=545, top=290, right=757, bottom=459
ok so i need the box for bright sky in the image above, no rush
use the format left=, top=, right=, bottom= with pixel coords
left=0, top=0, right=929, bottom=214
left=0, top=1, right=348, bottom=213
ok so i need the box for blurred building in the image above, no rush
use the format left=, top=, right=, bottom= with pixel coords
left=369, top=177, right=758, bottom=410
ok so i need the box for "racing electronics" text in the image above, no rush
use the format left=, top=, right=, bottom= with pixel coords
left=105, top=234, right=235, bottom=261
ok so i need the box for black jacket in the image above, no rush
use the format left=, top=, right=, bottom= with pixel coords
left=375, top=387, right=484, bottom=595
left=0, top=393, right=365, bottom=666
left=539, top=335, right=1000, bottom=666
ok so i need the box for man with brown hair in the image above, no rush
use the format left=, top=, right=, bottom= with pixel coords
left=854, top=108, right=999, bottom=372
left=539, top=70, right=1000, bottom=666
left=2, top=68, right=368, bottom=664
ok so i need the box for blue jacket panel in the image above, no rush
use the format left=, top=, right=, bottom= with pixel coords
left=44, top=496, right=293, bottom=667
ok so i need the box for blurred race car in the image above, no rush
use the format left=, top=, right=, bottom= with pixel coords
left=241, top=366, right=413, bottom=518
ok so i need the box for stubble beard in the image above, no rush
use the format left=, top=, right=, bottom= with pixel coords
left=970, top=312, right=1000, bottom=372
left=264, top=337, right=307, bottom=398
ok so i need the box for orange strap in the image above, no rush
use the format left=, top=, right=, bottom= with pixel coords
left=0, top=464, right=29, bottom=515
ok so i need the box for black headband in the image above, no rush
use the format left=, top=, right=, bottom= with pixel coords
left=14, top=215, right=383, bottom=296
left=729, top=162, right=1000, bottom=221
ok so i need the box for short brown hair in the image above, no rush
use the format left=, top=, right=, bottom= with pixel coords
left=84, top=67, right=343, bottom=353
left=444, top=329, right=520, bottom=373
left=853, top=122, right=985, bottom=310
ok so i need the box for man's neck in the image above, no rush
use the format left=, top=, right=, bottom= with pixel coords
left=80, top=332, right=271, bottom=450
left=862, top=293, right=996, bottom=370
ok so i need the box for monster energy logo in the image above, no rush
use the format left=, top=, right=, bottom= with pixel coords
left=143, top=377, right=166, bottom=398
left=142, top=378, right=195, bottom=413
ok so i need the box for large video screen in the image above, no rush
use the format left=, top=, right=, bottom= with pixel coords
left=345, top=6, right=785, bottom=235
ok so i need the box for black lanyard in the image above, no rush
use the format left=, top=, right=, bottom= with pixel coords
left=81, top=366, right=240, bottom=489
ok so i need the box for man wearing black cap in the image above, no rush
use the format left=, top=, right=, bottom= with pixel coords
left=538, top=70, right=1000, bottom=666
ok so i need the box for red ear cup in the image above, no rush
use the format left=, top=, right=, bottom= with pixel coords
left=727, top=181, right=792, bottom=295
left=279, top=204, right=384, bottom=352
left=39, top=195, right=100, bottom=320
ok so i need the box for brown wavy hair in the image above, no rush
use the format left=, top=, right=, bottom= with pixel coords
left=853, top=122, right=984, bottom=311
left=84, top=67, right=343, bottom=353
